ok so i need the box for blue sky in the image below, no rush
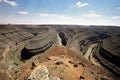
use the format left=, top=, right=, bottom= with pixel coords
left=0, top=0, right=120, bottom=25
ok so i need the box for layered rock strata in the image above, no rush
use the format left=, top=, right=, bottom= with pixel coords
left=94, top=37, right=120, bottom=76
left=0, top=26, right=34, bottom=61
left=21, top=27, right=58, bottom=59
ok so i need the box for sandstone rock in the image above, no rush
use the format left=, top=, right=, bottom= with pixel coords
left=50, top=76, right=60, bottom=80
left=28, top=66, right=49, bottom=80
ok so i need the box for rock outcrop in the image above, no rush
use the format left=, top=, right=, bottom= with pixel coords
left=28, top=66, right=60, bottom=80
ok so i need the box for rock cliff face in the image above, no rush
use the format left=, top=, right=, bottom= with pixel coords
left=0, top=26, right=34, bottom=61
left=0, top=25, right=119, bottom=80
left=21, top=27, right=58, bottom=60
left=89, top=26, right=120, bottom=76
left=94, top=37, right=120, bottom=76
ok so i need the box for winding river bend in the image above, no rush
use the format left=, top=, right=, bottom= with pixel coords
left=57, top=33, right=62, bottom=46
left=84, top=44, right=97, bottom=60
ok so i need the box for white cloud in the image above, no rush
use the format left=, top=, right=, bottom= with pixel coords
left=76, top=1, right=88, bottom=8
left=39, top=13, right=72, bottom=20
left=0, top=13, right=120, bottom=26
left=111, top=16, right=120, bottom=22
left=88, top=11, right=95, bottom=13
left=109, top=16, right=120, bottom=25
left=1, top=0, right=17, bottom=6
left=39, top=13, right=57, bottom=17
left=83, top=12, right=101, bottom=18
left=18, top=11, right=29, bottom=15
left=39, top=13, right=50, bottom=17
left=111, top=16, right=120, bottom=19
left=83, top=11, right=101, bottom=18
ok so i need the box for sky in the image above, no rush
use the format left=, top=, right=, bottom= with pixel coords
left=0, top=0, right=120, bottom=25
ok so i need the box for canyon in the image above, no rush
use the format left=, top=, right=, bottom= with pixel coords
left=0, top=25, right=119, bottom=80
